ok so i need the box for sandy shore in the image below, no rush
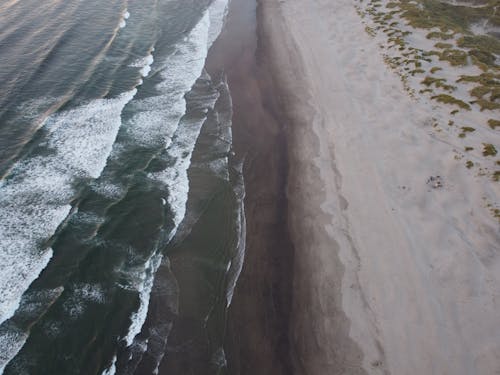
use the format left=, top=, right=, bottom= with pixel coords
left=258, top=0, right=500, bottom=374
left=206, top=0, right=295, bottom=373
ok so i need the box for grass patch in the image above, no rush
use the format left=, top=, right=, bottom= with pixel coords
left=365, top=26, right=377, bottom=36
left=431, top=94, right=471, bottom=110
left=397, top=0, right=499, bottom=34
left=422, top=76, right=445, bottom=86
left=492, top=208, right=500, bottom=221
left=461, top=126, right=476, bottom=133
left=439, top=49, right=468, bottom=66
left=483, top=143, right=498, bottom=157
left=419, top=88, right=434, bottom=94
left=389, top=36, right=406, bottom=50
left=473, top=99, right=500, bottom=111
left=470, top=85, right=491, bottom=98
left=493, top=171, right=500, bottom=182
left=421, top=76, right=456, bottom=91
left=458, top=35, right=500, bottom=55
left=457, top=73, right=500, bottom=86
left=459, top=127, right=475, bottom=137
left=469, top=49, right=497, bottom=67
left=434, top=42, right=453, bottom=49
left=427, top=31, right=455, bottom=40
left=490, top=88, right=500, bottom=101
left=465, top=146, right=474, bottom=151
left=410, top=68, right=426, bottom=75
left=459, top=74, right=500, bottom=110
left=488, top=119, right=500, bottom=129
left=466, top=160, right=474, bottom=168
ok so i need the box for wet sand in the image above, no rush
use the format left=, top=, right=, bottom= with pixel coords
left=207, top=0, right=295, bottom=373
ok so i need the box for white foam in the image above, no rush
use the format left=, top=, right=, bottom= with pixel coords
left=0, top=89, right=137, bottom=329
left=62, top=283, right=106, bottom=320
left=89, top=180, right=127, bottom=200
left=208, top=0, right=230, bottom=47
left=121, top=6, right=229, bottom=351
left=101, top=355, right=117, bottom=375
left=148, top=12, right=213, bottom=231
left=0, top=287, right=64, bottom=374
left=133, top=13, right=211, bottom=149
left=226, top=161, right=246, bottom=307
left=130, top=54, right=154, bottom=78
left=0, top=43, right=158, bottom=328
left=119, top=9, right=130, bottom=29
left=0, top=329, right=28, bottom=374
left=124, top=253, right=162, bottom=347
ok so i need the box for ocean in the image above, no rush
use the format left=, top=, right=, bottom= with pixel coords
left=0, top=0, right=245, bottom=373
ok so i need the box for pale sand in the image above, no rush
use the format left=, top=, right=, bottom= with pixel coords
left=260, top=0, right=500, bottom=374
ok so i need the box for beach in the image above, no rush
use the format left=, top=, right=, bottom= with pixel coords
left=0, top=0, right=498, bottom=372
left=226, top=0, right=500, bottom=373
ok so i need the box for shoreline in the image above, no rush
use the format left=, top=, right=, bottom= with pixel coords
left=206, top=0, right=296, bottom=373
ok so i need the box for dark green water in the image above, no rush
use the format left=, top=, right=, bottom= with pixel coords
left=0, top=1, right=245, bottom=374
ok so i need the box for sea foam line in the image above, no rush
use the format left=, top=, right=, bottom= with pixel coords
left=121, top=12, right=212, bottom=351
left=120, top=9, right=130, bottom=29
left=123, top=254, right=162, bottom=347
left=121, top=0, right=231, bottom=352
left=102, top=355, right=117, bottom=375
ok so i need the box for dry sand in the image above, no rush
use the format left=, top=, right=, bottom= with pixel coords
left=259, top=0, right=500, bottom=374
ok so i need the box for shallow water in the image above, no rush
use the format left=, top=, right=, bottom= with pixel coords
left=0, top=1, right=244, bottom=373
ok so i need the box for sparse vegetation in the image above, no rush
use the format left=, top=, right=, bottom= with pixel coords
left=434, top=42, right=453, bottom=49
left=360, top=0, right=500, bottom=187
left=438, top=49, right=468, bottom=66
left=421, top=76, right=456, bottom=91
left=457, top=73, right=500, bottom=86
left=469, top=49, right=497, bottom=68
left=474, top=99, right=500, bottom=111
left=459, top=127, right=475, bottom=138
left=458, top=35, right=500, bottom=56
left=488, top=119, right=500, bottom=129
left=410, top=68, right=426, bottom=75
left=470, top=86, right=491, bottom=99
left=483, top=143, right=498, bottom=157
left=427, top=31, right=454, bottom=40
left=431, top=94, right=471, bottom=110
left=365, top=26, right=377, bottom=36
